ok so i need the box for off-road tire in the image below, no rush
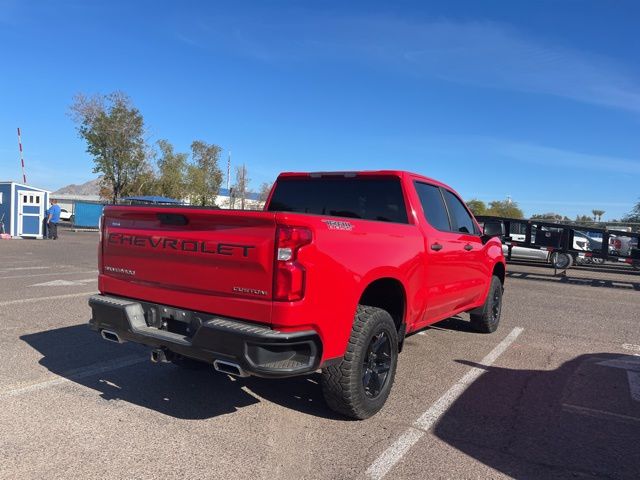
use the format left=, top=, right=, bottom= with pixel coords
left=321, top=306, right=398, bottom=419
left=470, top=275, right=503, bottom=333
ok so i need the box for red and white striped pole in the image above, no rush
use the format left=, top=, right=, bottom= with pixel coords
left=17, top=127, right=27, bottom=184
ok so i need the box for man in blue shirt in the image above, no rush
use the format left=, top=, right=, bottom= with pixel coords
left=47, top=198, right=61, bottom=240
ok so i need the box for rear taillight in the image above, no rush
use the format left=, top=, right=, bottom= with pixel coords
left=98, top=214, right=105, bottom=274
left=273, top=226, right=312, bottom=301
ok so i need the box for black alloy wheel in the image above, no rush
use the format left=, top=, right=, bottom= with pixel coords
left=491, top=287, right=502, bottom=323
left=362, top=331, right=392, bottom=398
left=470, top=275, right=503, bottom=333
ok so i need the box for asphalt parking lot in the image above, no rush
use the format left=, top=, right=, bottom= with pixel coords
left=1, top=231, right=639, bottom=480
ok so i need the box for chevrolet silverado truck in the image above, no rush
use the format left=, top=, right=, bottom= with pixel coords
left=89, top=171, right=506, bottom=419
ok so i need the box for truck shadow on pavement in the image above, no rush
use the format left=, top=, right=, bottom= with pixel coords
left=434, top=353, right=640, bottom=479
left=506, top=270, right=640, bottom=291
left=20, top=324, right=340, bottom=420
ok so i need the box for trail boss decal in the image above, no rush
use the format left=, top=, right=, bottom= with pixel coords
left=322, top=219, right=354, bottom=231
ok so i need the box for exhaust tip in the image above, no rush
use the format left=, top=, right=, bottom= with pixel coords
left=100, top=329, right=121, bottom=343
left=213, top=359, right=249, bottom=377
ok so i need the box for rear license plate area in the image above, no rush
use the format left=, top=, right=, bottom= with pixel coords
left=143, top=304, right=196, bottom=337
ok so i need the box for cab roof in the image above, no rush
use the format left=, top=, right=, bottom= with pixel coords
left=276, top=170, right=450, bottom=189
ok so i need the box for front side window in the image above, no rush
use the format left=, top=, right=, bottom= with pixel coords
left=414, top=182, right=450, bottom=231
left=443, top=190, right=477, bottom=234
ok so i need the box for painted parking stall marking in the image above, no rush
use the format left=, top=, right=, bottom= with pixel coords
left=29, top=278, right=96, bottom=287
left=366, top=327, right=524, bottom=480
left=2, top=270, right=98, bottom=280
left=0, top=266, right=50, bottom=272
left=597, top=356, right=640, bottom=402
left=0, top=355, right=147, bottom=400
left=0, top=291, right=98, bottom=307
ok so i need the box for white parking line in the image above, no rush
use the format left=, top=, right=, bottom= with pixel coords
left=0, top=355, right=147, bottom=399
left=366, top=327, right=524, bottom=480
left=1, top=270, right=98, bottom=280
left=0, top=266, right=50, bottom=272
left=29, top=279, right=97, bottom=287
left=0, top=291, right=98, bottom=307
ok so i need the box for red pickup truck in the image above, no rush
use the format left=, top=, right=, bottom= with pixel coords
left=89, top=171, right=506, bottom=419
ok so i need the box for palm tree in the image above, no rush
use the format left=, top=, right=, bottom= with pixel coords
left=592, top=209, right=605, bottom=222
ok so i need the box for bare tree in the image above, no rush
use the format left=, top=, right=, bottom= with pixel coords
left=232, top=164, right=250, bottom=210
left=258, top=182, right=273, bottom=204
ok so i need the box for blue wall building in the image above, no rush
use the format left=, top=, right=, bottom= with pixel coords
left=0, top=181, right=50, bottom=238
left=73, top=201, right=105, bottom=228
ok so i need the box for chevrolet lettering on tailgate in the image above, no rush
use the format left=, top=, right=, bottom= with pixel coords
left=107, top=233, right=255, bottom=257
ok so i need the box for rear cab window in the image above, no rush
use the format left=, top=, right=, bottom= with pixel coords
left=268, top=176, right=409, bottom=224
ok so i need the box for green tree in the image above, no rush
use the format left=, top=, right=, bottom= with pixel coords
left=466, top=199, right=487, bottom=216
left=531, top=212, right=564, bottom=222
left=231, top=164, right=250, bottom=210
left=131, top=164, right=158, bottom=196
left=156, top=140, right=188, bottom=200
left=187, top=140, right=223, bottom=206
left=70, top=92, right=149, bottom=203
left=622, top=199, right=640, bottom=223
left=575, top=214, right=594, bottom=224
left=486, top=199, right=524, bottom=219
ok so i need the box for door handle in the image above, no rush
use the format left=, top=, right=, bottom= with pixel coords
left=431, top=243, right=443, bottom=251
left=464, top=244, right=474, bottom=251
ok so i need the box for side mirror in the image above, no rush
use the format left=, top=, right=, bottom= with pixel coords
left=482, top=220, right=505, bottom=243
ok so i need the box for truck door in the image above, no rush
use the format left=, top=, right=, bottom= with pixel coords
left=413, top=182, right=466, bottom=323
left=441, top=189, right=487, bottom=304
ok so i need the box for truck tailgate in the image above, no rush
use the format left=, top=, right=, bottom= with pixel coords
left=100, top=207, right=277, bottom=324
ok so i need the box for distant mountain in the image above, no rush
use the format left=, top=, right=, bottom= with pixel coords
left=54, top=178, right=101, bottom=195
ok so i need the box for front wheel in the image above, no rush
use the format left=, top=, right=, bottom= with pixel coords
left=470, top=275, right=503, bottom=333
left=321, top=306, right=398, bottom=419
left=550, top=252, right=573, bottom=269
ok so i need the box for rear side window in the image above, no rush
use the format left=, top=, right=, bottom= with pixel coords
left=414, top=182, right=450, bottom=231
left=443, top=190, right=477, bottom=234
left=268, top=177, right=409, bottom=224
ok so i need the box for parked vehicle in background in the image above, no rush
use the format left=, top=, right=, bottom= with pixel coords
left=59, top=208, right=73, bottom=222
left=88, top=170, right=506, bottom=419
left=478, top=215, right=640, bottom=271
left=609, top=234, right=635, bottom=256
left=500, top=227, right=592, bottom=267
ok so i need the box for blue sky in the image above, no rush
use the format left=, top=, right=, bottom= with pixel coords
left=1, top=0, right=639, bottom=219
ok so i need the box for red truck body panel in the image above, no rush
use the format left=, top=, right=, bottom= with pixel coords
left=100, top=209, right=277, bottom=324
left=98, top=170, right=505, bottom=364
